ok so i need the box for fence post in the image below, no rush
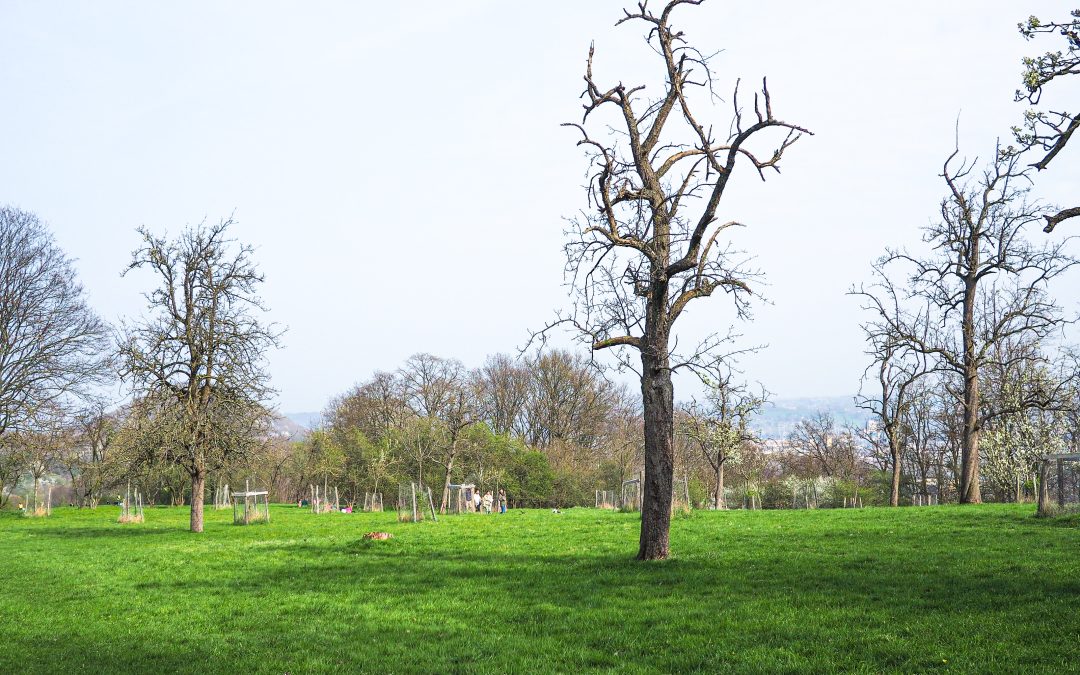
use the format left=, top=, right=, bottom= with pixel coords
left=1038, top=459, right=1049, bottom=515
left=1057, top=459, right=1066, bottom=509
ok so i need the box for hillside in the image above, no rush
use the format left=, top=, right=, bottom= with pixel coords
left=751, top=395, right=873, bottom=440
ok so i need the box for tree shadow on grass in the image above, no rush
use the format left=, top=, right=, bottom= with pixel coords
left=85, top=536, right=1080, bottom=673
left=25, top=525, right=184, bottom=538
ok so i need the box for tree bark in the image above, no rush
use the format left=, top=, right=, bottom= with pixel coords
left=889, top=437, right=902, bottom=507
left=959, top=369, right=982, bottom=503
left=638, top=345, right=674, bottom=561
left=190, top=471, right=206, bottom=533
left=714, top=459, right=726, bottom=510
left=959, top=276, right=982, bottom=504
left=440, top=441, right=457, bottom=515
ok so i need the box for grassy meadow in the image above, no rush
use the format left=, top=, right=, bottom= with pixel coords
left=0, top=503, right=1078, bottom=673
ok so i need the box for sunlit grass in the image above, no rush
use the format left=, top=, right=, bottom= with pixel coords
left=0, top=503, right=1076, bottom=673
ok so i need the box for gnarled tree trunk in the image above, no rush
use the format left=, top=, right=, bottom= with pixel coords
left=714, top=460, right=726, bottom=510
left=639, top=345, right=674, bottom=561
left=889, top=437, right=902, bottom=507
left=190, top=471, right=206, bottom=533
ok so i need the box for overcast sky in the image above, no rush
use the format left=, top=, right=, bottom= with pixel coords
left=2, top=1, right=1077, bottom=413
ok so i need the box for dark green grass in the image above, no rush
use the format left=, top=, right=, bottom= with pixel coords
left=0, top=504, right=1077, bottom=674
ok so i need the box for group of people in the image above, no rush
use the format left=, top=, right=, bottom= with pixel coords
left=465, top=487, right=507, bottom=514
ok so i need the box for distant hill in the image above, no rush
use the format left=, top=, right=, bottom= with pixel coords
left=282, top=412, right=321, bottom=431
left=273, top=414, right=313, bottom=441
left=751, top=396, right=871, bottom=440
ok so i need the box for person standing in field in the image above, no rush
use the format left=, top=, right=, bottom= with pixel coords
left=473, top=490, right=481, bottom=513
left=498, top=489, right=507, bottom=514
left=482, top=491, right=493, bottom=514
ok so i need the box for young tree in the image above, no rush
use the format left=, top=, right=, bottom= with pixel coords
left=20, top=406, right=73, bottom=511
left=62, top=404, right=122, bottom=507
left=0, top=433, right=27, bottom=507
left=680, top=370, right=765, bottom=509
left=870, top=151, right=1077, bottom=502
left=1014, top=10, right=1079, bottom=232
left=853, top=276, right=930, bottom=505
left=118, top=219, right=279, bottom=532
left=545, top=0, right=809, bottom=559
left=0, top=206, right=109, bottom=440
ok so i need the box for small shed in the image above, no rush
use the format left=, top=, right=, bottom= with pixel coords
left=231, top=484, right=270, bottom=525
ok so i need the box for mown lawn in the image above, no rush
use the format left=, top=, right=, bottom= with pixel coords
left=0, top=503, right=1077, bottom=674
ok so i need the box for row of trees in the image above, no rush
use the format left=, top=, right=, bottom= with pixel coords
left=852, top=8, right=1080, bottom=507
left=306, top=351, right=636, bottom=510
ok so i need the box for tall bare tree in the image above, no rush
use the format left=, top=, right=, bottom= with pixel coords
left=868, top=150, right=1077, bottom=503
left=544, top=0, right=809, bottom=559
left=118, top=218, right=279, bottom=532
left=0, top=206, right=109, bottom=439
left=1014, top=10, right=1079, bottom=232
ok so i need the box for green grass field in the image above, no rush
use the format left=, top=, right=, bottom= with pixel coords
left=0, top=504, right=1077, bottom=674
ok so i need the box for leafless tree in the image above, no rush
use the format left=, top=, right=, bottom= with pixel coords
left=327, top=371, right=411, bottom=444
left=118, top=218, right=280, bottom=532
left=868, top=149, right=1077, bottom=503
left=522, top=350, right=620, bottom=449
left=853, top=271, right=932, bottom=505
left=19, top=405, right=74, bottom=511
left=0, top=206, right=109, bottom=440
left=1014, top=10, right=1079, bottom=232
left=399, top=354, right=477, bottom=513
left=58, top=403, right=122, bottom=507
left=540, top=0, right=809, bottom=559
left=473, top=354, right=529, bottom=437
left=400, top=354, right=465, bottom=420
left=788, top=413, right=859, bottom=481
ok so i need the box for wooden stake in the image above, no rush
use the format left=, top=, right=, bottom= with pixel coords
left=1057, top=459, right=1065, bottom=508
left=427, top=486, right=438, bottom=522
left=1038, top=460, right=1049, bottom=515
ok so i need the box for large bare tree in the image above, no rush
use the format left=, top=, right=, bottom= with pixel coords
left=867, top=150, right=1077, bottom=503
left=544, top=0, right=808, bottom=559
left=1014, top=10, right=1079, bottom=232
left=118, top=219, right=279, bottom=532
left=0, top=206, right=109, bottom=439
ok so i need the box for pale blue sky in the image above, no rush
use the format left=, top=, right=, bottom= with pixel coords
left=1, top=1, right=1076, bottom=412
